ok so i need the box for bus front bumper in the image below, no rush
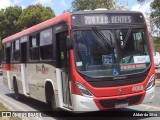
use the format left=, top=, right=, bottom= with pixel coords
left=141, top=86, right=155, bottom=103
left=72, top=86, right=155, bottom=112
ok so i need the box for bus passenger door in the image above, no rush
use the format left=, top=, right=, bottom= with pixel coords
left=20, top=39, right=29, bottom=96
left=4, top=45, right=11, bottom=89
left=56, top=30, right=72, bottom=109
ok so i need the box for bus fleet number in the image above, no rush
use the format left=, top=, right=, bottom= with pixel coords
left=132, top=85, right=144, bottom=92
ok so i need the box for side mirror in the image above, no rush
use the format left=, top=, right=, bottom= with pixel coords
left=66, top=36, right=73, bottom=51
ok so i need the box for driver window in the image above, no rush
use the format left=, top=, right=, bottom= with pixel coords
left=133, top=32, right=148, bottom=55
left=56, top=31, right=67, bottom=68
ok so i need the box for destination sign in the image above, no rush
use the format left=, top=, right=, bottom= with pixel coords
left=111, top=16, right=131, bottom=23
left=84, top=16, right=131, bottom=25
left=71, top=13, right=144, bottom=26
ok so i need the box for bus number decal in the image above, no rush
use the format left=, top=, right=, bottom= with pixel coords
left=84, top=16, right=109, bottom=25
left=132, top=85, right=144, bottom=92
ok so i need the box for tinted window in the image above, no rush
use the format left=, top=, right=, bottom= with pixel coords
left=14, top=40, right=20, bottom=61
left=15, top=40, right=20, bottom=50
left=3, top=45, right=6, bottom=62
left=40, top=28, right=52, bottom=46
left=73, top=29, right=151, bottom=77
left=40, top=28, right=53, bottom=60
left=29, top=34, right=40, bottom=61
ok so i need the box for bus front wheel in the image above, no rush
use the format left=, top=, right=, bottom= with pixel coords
left=51, top=94, right=58, bottom=112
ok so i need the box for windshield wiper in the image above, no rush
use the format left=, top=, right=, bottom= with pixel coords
left=123, top=26, right=133, bottom=48
left=92, top=27, right=114, bottom=49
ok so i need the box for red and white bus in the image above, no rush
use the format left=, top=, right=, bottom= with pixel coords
left=2, top=10, right=155, bottom=112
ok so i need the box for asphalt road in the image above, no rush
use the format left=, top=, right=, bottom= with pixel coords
left=0, top=76, right=160, bottom=120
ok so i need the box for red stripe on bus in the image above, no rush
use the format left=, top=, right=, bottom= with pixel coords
left=3, top=64, right=11, bottom=70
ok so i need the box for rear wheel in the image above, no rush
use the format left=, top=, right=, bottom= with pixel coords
left=13, top=79, right=21, bottom=100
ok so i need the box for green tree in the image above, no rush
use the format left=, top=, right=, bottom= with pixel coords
left=150, top=0, right=160, bottom=31
left=0, top=6, right=22, bottom=40
left=72, top=0, right=116, bottom=11
left=16, top=4, right=55, bottom=30
left=0, top=4, right=55, bottom=40
left=153, top=36, right=160, bottom=52
left=0, top=4, right=55, bottom=64
left=0, top=6, right=22, bottom=64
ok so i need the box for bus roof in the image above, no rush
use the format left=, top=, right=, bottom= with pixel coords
left=71, top=10, right=145, bottom=27
left=71, top=10, right=143, bottom=15
left=2, top=12, right=71, bottom=44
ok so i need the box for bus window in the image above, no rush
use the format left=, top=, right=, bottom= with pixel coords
left=3, top=45, right=6, bottom=63
left=6, top=47, right=11, bottom=64
left=13, top=40, right=20, bottom=62
left=40, top=28, right=53, bottom=60
left=20, top=36, right=28, bottom=63
left=133, top=31, right=148, bottom=55
left=11, top=42, right=14, bottom=62
left=29, top=34, right=40, bottom=61
left=3, top=43, right=11, bottom=63
left=56, top=32, right=67, bottom=68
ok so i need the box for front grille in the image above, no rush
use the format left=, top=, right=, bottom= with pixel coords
left=88, top=75, right=146, bottom=87
left=99, top=95, right=142, bottom=108
left=82, top=68, right=150, bottom=88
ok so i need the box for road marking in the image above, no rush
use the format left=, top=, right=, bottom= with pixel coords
left=139, top=104, right=160, bottom=110
left=0, top=95, right=43, bottom=120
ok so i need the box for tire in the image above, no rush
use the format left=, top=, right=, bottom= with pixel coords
left=13, top=80, right=21, bottom=101
left=51, top=94, right=62, bottom=116
left=51, top=94, right=57, bottom=111
left=45, top=83, right=61, bottom=113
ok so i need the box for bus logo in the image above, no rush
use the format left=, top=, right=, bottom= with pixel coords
left=118, top=88, right=124, bottom=95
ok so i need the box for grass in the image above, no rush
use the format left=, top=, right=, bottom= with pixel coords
left=0, top=103, right=8, bottom=111
left=0, top=103, right=22, bottom=120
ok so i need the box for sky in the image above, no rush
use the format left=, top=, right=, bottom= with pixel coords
left=0, top=0, right=151, bottom=16
left=0, top=0, right=72, bottom=16
left=0, top=0, right=155, bottom=34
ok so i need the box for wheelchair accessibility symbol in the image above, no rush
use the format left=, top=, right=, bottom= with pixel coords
left=112, top=68, right=119, bottom=75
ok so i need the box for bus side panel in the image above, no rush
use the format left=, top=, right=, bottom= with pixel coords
left=27, top=63, right=58, bottom=103
left=26, top=64, right=37, bottom=99
left=2, top=71, right=8, bottom=86
left=2, top=64, right=10, bottom=88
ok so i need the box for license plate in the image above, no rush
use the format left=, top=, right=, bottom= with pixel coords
left=115, top=103, right=128, bottom=108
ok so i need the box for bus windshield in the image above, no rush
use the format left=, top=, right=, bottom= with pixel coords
left=73, top=28, right=151, bottom=77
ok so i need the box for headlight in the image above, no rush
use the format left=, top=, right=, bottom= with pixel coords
left=146, top=74, right=155, bottom=91
left=75, top=82, right=94, bottom=98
